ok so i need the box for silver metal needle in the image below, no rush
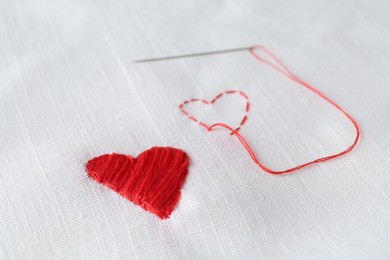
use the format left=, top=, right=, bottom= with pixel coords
left=133, top=46, right=250, bottom=63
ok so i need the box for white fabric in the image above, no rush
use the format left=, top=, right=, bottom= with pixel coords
left=1, top=0, right=390, bottom=259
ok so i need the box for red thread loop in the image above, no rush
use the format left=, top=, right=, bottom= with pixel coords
left=181, top=45, right=360, bottom=174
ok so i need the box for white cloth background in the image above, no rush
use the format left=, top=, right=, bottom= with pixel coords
left=1, top=0, right=390, bottom=259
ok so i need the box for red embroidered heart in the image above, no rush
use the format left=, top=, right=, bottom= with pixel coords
left=179, top=90, right=250, bottom=133
left=86, top=147, right=189, bottom=219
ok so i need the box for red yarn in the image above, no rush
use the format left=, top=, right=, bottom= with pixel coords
left=179, top=45, right=360, bottom=174
left=86, top=147, right=189, bottom=219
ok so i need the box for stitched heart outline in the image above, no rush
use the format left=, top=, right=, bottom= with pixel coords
left=179, top=90, right=250, bottom=134
left=177, top=45, right=360, bottom=174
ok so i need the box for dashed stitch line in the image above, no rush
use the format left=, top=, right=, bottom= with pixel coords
left=179, top=90, right=250, bottom=133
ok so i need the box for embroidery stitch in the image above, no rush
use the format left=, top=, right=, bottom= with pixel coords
left=179, top=90, right=250, bottom=134
left=179, top=45, right=360, bottom=174
left=86, top=147, right=189, bottom=219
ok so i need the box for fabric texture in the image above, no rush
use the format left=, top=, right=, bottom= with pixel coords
left=1, top=0, right=390, bottom=259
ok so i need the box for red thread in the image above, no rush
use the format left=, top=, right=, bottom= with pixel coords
left=239, top=91, right=248, bottom=99
left=179, top=90, right=250, bottom=133
left=211, top=93, right=224, bottom=104
left=180, top=45, right=360, bottom=174
left=240, top=116, right=248, bottom=125
left=245, top=102, right=250, bottom=112
left=86, top=147, right=189, bottom=219
left=226, top=90, right=237, bottom=94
